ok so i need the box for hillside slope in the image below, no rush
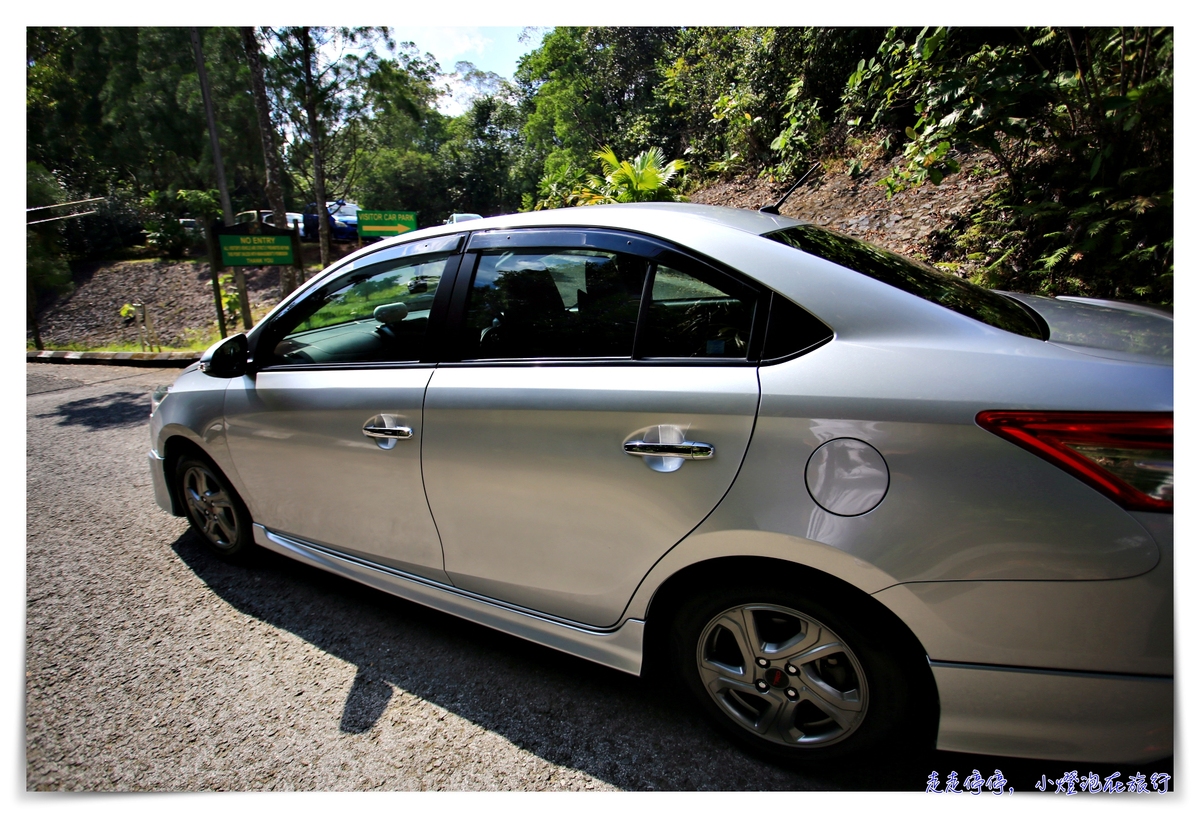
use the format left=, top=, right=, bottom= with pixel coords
left=689, top=151, right=1001, bottom=262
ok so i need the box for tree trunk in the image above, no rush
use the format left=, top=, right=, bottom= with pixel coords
left=241, top=27, right=296, bottom=298
left=300, top=27, right=331, bottom=269
left=192, top=27, right=252, bottom=331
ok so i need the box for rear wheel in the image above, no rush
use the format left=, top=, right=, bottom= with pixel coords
left=671, top=584, right=920, bottom=761
left=175, top=455, right=254, bottom=560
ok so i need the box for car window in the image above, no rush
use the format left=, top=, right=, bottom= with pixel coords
left=638, top=264, right=757, bottom=359
left=265, top=255, right=450, bottom=366
left=766, top=225, right=1044, bottom=339
left=458, top=249, right=647, bottom=360
left=760, top=294, right=835, bottom=361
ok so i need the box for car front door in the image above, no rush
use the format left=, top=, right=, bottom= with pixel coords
left=421, top=229, right=765, bottom=627
left=223, top=237, right=462, bottom=581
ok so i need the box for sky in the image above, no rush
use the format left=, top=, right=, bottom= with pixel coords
left=393, top=26, right=538, bottom=80
left=383, top=26, right=543, bottom=115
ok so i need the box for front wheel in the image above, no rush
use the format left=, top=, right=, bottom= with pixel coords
left=175, top=455, right=254, bottom=561
left=671, top=584, right=921, bottom=762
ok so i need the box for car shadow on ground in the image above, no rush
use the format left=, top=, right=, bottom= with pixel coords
left=170, top=531, right=1173, bottom=792
left=36, top=390, right=151, bottom=430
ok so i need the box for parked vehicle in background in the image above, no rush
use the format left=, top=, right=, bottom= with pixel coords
left=149, top=203, right=1172, bottom=766
left=304, top=200, right=359, bottom=242
left=178, top=218, right=203, bottom=240
left=444, top=213, right=482, bottom=224
left=233, top=209, right=306, bottom=238
left=328, top=200, right=360, bottom=227
left=264, top=211, right=305, bottom=238
left=234, top=210, right=269, bottom=226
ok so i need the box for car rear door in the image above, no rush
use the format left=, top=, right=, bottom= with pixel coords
left=421, top=229, right=765, bottom=627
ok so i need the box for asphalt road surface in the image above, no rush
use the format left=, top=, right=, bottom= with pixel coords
left=25, top=362, right=1174, bottom=792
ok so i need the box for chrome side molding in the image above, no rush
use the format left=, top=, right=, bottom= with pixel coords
left=253, top=525, right=645, bottom=675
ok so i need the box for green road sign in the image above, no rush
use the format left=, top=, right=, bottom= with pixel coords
left=358, top=210, right=418, bottom=237
left=219, top=234, right=295, bottom=266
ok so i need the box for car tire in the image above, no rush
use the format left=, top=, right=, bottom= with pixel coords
left=175, top=455, right=255, bottom=561
left=670, top=582, right=922, bottom=762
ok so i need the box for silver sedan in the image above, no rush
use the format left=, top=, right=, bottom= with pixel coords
left=148, top=203, right=1172, bottom=764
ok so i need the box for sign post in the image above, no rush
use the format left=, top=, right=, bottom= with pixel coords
left=357, top=210, right=418, bottom=238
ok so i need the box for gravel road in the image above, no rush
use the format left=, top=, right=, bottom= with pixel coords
left=24, top=362, right=1172, bottom=792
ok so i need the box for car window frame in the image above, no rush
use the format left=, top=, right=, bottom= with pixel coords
left=436, top=228, right=772, bottom=367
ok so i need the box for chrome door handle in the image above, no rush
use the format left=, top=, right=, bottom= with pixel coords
left=362, top=425, right=413, bottom=439
left=624, top=440, right=714, bottom=459
left=363, top=414, right=412, bottom=450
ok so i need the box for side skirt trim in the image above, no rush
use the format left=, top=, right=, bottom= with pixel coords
left=254, top=525, right=644, bottom=675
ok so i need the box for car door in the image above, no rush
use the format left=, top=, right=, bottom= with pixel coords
left=421, top=229, right=766, bottom=627
left=223, top=236, right=463, bottom=581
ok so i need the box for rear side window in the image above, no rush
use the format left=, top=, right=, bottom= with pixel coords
left=640, top=264, right=756, bottom=359
left=766, top=225, right=1044, bottom=339
left=459, top=249, right=646, bottom=360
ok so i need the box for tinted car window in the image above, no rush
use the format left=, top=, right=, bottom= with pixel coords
left=459, top=249, right=647, bottom=360
left=639, top=263, right=756, bottom=359
left=265, top=255, right=450, bottom=366
left=766, top=225, right=1044, bottom=339
left=761, top=294, right=834, bottom=361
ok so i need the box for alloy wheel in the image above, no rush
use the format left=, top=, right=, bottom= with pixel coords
left=695, top=604, right=868, bottom=747
left=182, top=464, right=241, bottom=550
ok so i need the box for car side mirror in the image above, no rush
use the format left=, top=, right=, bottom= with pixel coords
left=198, top=333, right=249, bottom=378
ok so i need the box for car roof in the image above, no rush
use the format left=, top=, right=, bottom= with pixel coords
left=399, top=203, right=803, bottom=244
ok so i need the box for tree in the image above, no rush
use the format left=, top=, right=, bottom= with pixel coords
left=574, top=146, right=687, bottom=205
left=515, top=27, right=676, bottom=179
left=437, top=93, right=526, bottom=216
left=268, top=26, right=392, bottom=267
left=241, top=26, right=296, bottom=295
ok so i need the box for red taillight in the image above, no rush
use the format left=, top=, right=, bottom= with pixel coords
left=976, top=411, right=1173, bottom=512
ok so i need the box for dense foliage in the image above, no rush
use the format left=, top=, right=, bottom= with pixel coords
left=842, top=27, right=1173, bottom=303
left=28, top=25, right=1172, bottom=308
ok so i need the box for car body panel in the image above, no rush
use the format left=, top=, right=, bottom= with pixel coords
left=254, top=525, right=645, bottom=674
left=222, top=367, right=447, bottom=580
left=929, top=662, right=1172, bottom=764
left=669, top=345, right=1162, bottom=585
left=873, top=508, right=1172, bottom=676
left=422, top=364, right=760, bottom=626
left=1004, top=291, right=1173, bottom=364
left=149, top=365, right=236, bottom=488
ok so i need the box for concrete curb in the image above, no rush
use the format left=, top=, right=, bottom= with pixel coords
left=27, top=350, right=199, bottom=368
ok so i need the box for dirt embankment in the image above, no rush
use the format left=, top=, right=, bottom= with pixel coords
left=34, top=244, right=357, bottom=351
left=34, top=152, right=1001, bottom=350
left=688, top=150, right=1002, bottom=261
